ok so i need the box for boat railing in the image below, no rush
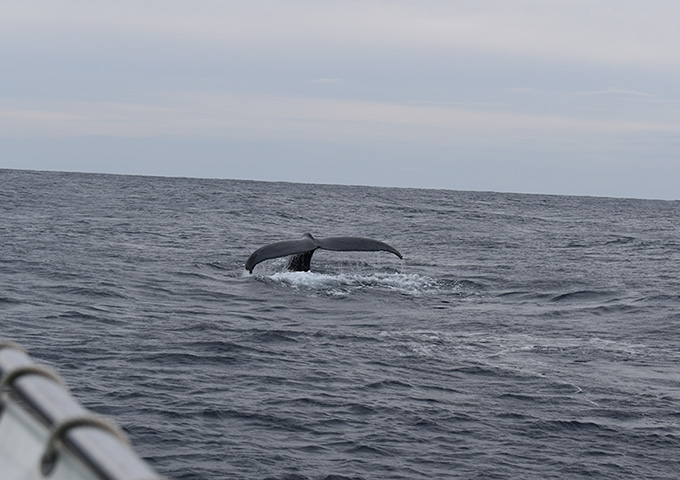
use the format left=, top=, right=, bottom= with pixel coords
left=0, top=340, right=168, bottom=480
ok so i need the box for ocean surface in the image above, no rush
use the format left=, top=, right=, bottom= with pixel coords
left=1, top=168, right=679, bottom=479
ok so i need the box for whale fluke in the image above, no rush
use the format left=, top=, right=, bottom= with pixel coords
left=245, top=233, right=402, bottom=273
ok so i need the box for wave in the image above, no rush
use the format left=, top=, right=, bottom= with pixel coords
left=550, top=290, right=617, bottom=302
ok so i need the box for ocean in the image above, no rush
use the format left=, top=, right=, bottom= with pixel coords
left=1, top=168, right=679, bottom=479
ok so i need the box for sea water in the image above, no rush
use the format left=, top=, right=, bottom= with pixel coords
left=1, top=169, right=679, bottom=479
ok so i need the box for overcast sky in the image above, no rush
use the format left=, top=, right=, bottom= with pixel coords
left=2, top=1, right=679, bottom=199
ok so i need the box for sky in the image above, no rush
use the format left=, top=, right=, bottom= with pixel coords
left=1, top=0, right=680, bottom=200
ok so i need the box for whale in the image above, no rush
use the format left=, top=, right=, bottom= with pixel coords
left=245, top=233, right=402, bottom=273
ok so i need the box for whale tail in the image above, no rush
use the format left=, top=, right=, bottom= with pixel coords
left=245, top=233, right=402, bottom=273
left=286, top=250, right=316, bottom=272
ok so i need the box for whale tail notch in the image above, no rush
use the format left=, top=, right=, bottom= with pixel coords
left=245, top=233, right=402, bottom=273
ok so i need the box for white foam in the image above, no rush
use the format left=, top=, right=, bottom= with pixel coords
left=267, top=271, right=438, bottom=294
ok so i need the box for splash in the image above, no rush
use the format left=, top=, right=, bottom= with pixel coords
left=267, top=271, right=439, bottom=295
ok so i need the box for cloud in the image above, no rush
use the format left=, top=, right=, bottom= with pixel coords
left=579, top=88, right=657, bottom=98
left=2, top=93, right=678, bottom=144
left=307, top=79, right=345, bottom=85
left=3, top=1, right=680, bottom=69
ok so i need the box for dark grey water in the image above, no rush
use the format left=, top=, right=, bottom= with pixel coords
left=1, top=169, right=679, bottom=479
